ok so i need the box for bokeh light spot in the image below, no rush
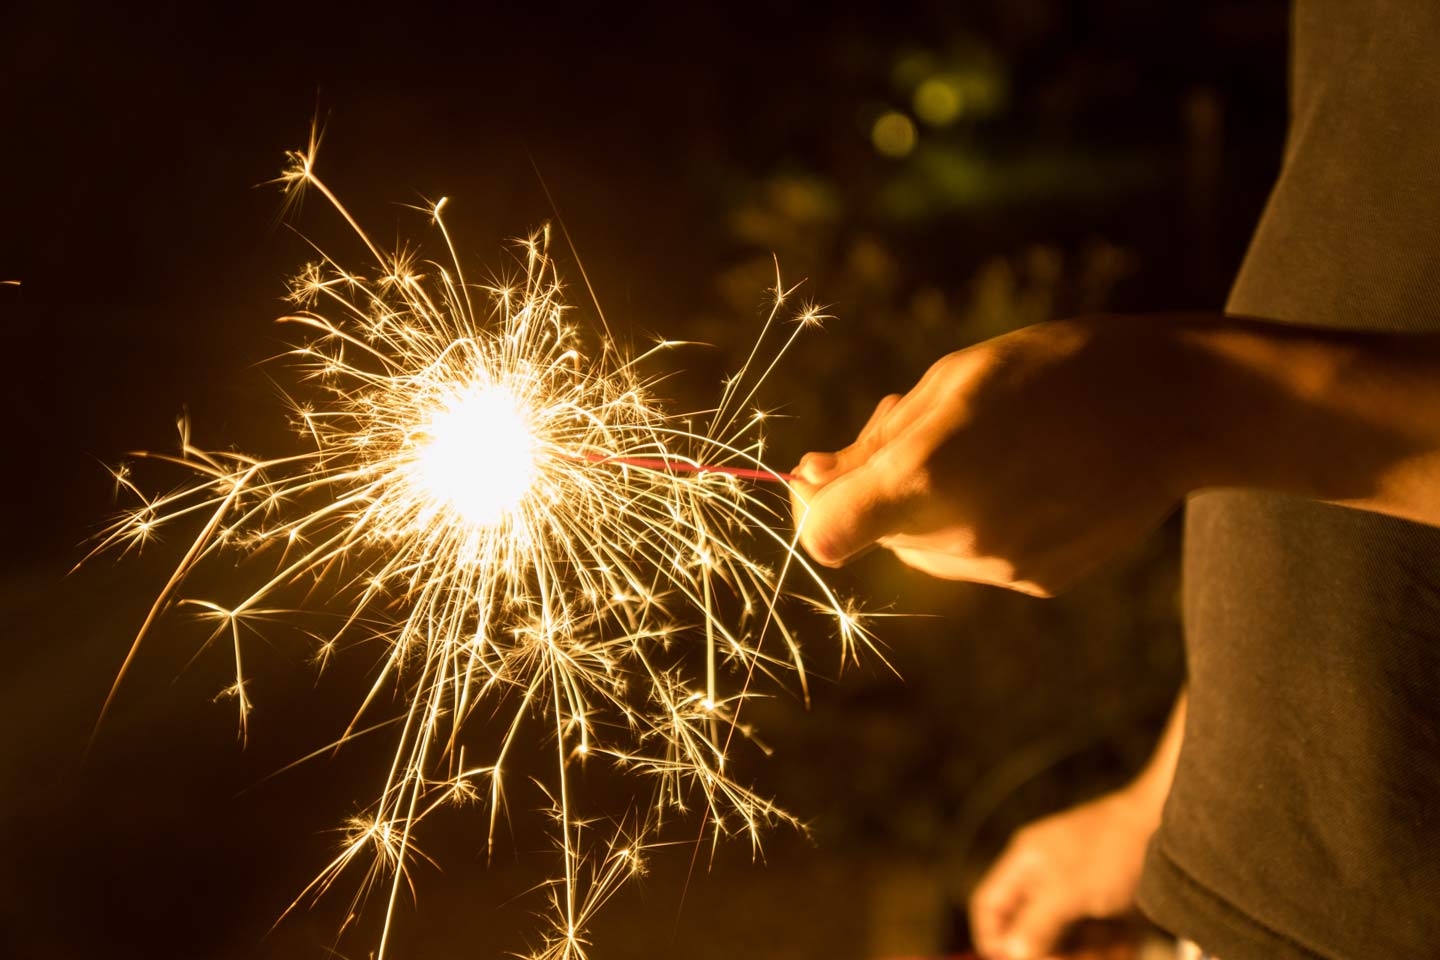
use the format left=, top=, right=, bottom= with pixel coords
left=914, top=78, right=963, bottom=126
left=871, top=111, right=917, bottom=158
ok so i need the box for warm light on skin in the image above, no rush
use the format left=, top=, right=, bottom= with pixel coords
left=413, top=383, right=538, bottom=527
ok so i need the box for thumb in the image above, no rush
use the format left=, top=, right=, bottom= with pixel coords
left=795, top=460, right=911, bottom=567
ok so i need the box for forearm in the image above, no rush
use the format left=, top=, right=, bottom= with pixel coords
left=1163, top=315, right=1440, bottom=524
left=1126, top=689, right=1185, bottom=822
left=790, top=310, right=1440, bottom=592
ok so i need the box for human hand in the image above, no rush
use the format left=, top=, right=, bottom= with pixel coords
left=967, top=787, right=1162, bottom=960
left=790, top=317, right=1195, bottom=595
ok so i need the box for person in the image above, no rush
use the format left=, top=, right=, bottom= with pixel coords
left=790, top=3, right=1440, bottom=959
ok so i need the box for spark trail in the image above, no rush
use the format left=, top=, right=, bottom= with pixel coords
left=89, top=139, right=875, bottom=959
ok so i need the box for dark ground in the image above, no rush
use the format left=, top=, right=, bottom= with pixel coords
left=1, top=2, right=1289, bottom=957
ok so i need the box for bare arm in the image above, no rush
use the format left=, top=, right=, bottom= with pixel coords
left=968, top=692, right=1187, bottom=960
left=1173, top=317, right=1440, bottom=524
left=1133, top=688, right=1185, bottom=810
left=791, top=314, right=1440, bottom=594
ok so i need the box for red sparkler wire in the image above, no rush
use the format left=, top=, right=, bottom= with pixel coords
left=566, top=451, right=796, bottom=484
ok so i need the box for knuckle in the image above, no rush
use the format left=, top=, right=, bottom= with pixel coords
left=969, top=875, right=1003, bottom=910
left=795, top=450, right=837, bottom=482
left=1012, top=823, right=1042, bottom=847
left=936, top=347, right=981, bottom=383
left=1011, top=846, right=1044, bottom=874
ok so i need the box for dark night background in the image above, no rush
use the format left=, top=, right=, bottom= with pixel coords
left=1, top=3, right=1289, bottom=958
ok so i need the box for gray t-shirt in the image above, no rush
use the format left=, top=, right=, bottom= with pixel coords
left=1136, top=3, right=1440, bottom=958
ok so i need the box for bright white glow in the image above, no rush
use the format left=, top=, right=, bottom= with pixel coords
left=414, top=384, right=537, bottom=527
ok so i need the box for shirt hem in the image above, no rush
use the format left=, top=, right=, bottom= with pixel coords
left=1137, top=839, right=1333, bottom=960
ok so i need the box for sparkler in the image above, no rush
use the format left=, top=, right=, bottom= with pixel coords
left=88, top=137, right=876, bottom=958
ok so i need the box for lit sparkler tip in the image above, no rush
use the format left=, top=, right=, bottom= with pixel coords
left=91, top=145, right=875, bottom=959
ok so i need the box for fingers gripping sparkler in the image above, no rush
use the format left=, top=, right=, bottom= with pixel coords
left=87, top=139, right=875, bottom=959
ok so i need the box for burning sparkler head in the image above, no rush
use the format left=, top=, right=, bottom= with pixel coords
left=90, top=138, right=877, bottom=960
left=409, top=380, right=538, bottom=528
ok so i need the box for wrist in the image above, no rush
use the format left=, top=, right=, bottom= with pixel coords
left=1074, top=313, right=1237, bottom=501
left=1146, top=314, right=1357, bottom=498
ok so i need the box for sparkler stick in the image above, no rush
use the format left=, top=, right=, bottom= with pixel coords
left=88, top=135, right=875, bottom=959
left=569, top=450, right=797, bottom=483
